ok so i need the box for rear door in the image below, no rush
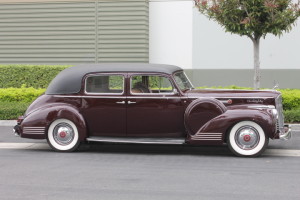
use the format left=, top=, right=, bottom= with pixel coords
left=80, top=73, right=126, bottom=136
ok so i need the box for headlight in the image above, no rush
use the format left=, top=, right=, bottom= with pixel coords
left=272, top=109, right=278, bottom=119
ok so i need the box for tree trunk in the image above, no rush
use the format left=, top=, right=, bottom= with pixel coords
left=253, top=38, right=260, bottom=90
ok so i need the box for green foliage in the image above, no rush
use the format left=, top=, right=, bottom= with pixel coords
left=278, top=89, right=300, bottom=110
left=284, top=107, right=300, bottom=123
left=194, top=0, right=300, bottom=39
left=0, top=86, right=45, bottom=102
left=0, top=102, right=30, bottom=120
left=194, top=0, right=300, bottom=89
left=0, top=65, right=70, bottom=88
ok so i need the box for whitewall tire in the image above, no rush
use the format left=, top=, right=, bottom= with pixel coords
left=47, top=119, right=80, bottom=152
left=228, top=121, right=269, bottom=157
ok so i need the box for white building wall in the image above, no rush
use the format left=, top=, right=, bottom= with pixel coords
left=150, top=0, right=300, bottom=70
left=149, top=0, right=193, bottom=69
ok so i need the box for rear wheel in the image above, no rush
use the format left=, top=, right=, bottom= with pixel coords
left=47, top=119, right=80, bottom=152
left=228, top=121, right=269, bottom=157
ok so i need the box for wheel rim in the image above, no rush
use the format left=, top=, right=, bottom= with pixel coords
left=53, top=122, right=75, bottom=146
left=234, top=126, right=260, bottom=150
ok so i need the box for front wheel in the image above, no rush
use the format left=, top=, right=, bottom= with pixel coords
left=227, top=121, right=269, bottom=157
left=47, top=119, right=80, bottom=152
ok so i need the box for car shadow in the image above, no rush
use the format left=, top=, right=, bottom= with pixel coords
left=75, top=142, right=234, bottom=157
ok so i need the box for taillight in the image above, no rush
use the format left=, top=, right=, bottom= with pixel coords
left=17, top=116, right=24, bottom=124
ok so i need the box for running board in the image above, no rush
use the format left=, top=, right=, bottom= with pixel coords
left=86, top=136, right=185, bottom=145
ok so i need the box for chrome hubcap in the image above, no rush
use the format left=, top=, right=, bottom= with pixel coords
left=235, top=126, right=260, bottom=150
left=53, top=123, right=74, bottom=145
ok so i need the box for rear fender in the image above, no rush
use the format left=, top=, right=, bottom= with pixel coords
left=20, top=103, right=87, bottom=141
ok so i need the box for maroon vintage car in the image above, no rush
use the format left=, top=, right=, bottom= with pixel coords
left=14, top=64, right=291, bottom=157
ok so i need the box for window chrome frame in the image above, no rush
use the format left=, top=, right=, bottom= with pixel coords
left=84, top=73, right=125, bottom=96
left=129, top=73, right=177, bottom=96
left=173, top=71, right=194, bottom=91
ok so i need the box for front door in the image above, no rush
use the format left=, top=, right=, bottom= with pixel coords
left=81, top=73, right=126, bottom=136
left=126, top=74, right=185, bottom=138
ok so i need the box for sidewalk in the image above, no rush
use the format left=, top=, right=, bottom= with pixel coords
left=0, top=120, right=16, bottom=126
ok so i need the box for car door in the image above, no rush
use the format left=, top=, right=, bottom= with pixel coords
left=80, top=73, right=126, bottom=136
left=126, top=73, right=185, bottom=138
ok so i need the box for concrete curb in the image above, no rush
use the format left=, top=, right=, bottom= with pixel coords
left=0, top=120, right=17, bottom=126
left=289, top=124, right=300, bottom=131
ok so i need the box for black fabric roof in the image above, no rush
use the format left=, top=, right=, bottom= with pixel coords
left=46, top=63, right=182, bottom=95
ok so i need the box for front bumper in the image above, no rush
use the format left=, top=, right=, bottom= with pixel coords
left=280, top=125, right=292, bottom=140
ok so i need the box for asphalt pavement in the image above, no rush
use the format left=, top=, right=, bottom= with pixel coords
left=0, top=125, right=300, bottom=200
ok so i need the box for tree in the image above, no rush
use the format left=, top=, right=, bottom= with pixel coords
left=194, top=0, right=300, bottom=89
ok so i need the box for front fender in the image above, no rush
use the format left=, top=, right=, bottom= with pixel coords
left=187, top=108, right=276, bottom=144
left=20, top=103, right=87, bottom=141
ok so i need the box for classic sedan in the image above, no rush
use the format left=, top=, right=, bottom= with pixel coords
left=14, top=63, right=291, bottom=157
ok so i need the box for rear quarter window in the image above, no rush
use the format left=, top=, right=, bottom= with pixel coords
left=85, top=75, right=124, bottom=94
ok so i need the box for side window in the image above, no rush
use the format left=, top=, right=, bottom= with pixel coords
left=131, top=75, right=173, bottom=94
left=86, top=75, right=124, bottom=94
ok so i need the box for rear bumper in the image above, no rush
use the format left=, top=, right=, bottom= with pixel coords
left=280, top=125, right=292, bottom=140
left=13, top=125, right=21, bottom=136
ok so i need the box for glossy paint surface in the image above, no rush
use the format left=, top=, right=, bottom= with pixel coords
left=18, top=66, right=282, bottom=145
left=80, top=96, right=126, bottom=136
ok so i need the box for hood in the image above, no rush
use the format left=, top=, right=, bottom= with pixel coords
left=186, top=89, right=281, bottom=99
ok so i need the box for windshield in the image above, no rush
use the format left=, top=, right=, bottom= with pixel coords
left=173, top=71, right=194, bottom=91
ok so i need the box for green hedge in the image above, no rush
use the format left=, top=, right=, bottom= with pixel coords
left=0, top=102, right=30, bottom=120
left=278, top=89, right=300, bottom=111
left=0, top=87, right=45, bottom=102
left=284, top=107, right=300, bottom=123
left=0, top=65, right=70, bottom=88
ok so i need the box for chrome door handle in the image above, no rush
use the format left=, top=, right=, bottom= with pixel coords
left=116, top=101, right=125, bottom=104
left=128, top=101, right=136, bottom=104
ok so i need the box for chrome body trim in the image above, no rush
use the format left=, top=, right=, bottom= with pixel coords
left=54, top=95, right=274, bottom=101
left=129, top=73, right=176, bottom=96
left=54, top=95, right=182, bottom=99
left=247, top=105, right=275, bottom=109
left=54, top=95, right=127, bottom=99
left=201, top=88, right=276, bottom=92
left=84, top=73, right=125, bottom=95
left=86, top=137, right=185, bottom=145
left=23, top=127, right=45, bottom=135
left=189, top=96, right=272, bottom=99
left=191, top=133, right=223, bottom=141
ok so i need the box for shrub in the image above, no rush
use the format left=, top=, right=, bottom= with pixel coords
left=0, top=102, right=30, bottom=120
left=0, top=86, right=45, bottom=102
left=278, top=89, right=300, bottom=111
left=0, top=64, right=70, bottom=88
left=284, top=107, right=300, bottom=123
